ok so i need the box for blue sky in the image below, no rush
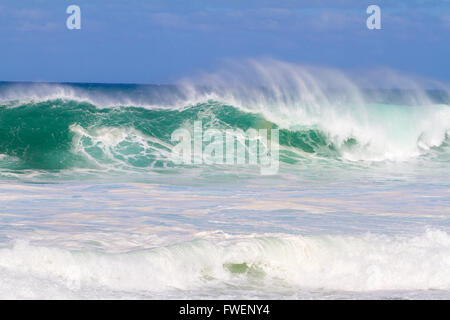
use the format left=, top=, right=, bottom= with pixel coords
left=0, top=0, right=449, bottom=84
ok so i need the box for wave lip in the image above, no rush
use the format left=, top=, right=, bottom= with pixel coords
left=1, top=230, right=450, bottom=298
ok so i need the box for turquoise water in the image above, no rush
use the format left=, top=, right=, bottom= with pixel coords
left=0, top=78, right=449, bottom=299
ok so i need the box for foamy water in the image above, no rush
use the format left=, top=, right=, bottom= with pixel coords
left=0, top=61, right=449, bottom=299
left=0, top=181, right=449, bottom=299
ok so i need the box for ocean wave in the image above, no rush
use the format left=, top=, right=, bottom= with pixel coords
left=1, top=230, right=450, bottom=299
left=0, top=98, right=449, bottom=174
left=0, top=61, right=449, bottom=177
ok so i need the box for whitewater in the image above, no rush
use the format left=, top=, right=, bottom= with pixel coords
left=0, top=60, right=449, bottom=299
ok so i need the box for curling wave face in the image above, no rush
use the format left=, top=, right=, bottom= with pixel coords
left=0, top=98, right=448, bottom=180
left=0, top=60, right=449, bottom=181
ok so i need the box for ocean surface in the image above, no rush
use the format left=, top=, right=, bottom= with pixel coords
left=0, top=63, right=449, bottom=299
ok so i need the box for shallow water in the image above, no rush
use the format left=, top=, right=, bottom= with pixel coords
left=0, top=178, right=449, bottom=299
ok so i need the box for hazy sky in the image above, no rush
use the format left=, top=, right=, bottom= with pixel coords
left=1, top=0, right=449, bottom=84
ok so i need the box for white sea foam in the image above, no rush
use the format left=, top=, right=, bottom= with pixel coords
left=69, top=124, right=174, bottom=170
left=1, top=230, right=450, bottom=299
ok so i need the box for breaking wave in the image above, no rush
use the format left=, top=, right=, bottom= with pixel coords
left=0, top=60, right=449, bottom=179
left=1, top=230, right=450, bottom=299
